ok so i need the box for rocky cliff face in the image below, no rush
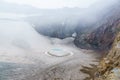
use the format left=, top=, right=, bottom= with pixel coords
left=74, top=3, right=120, bottom=51
left=81, top=32, right=120, bottom=80
left=76, top=19, right=120, bottom=50
left=78, top=4, right=120, bottom=79
left=95, top=32, right=120, bottom=80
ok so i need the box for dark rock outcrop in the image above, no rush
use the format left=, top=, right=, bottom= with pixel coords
left=81, top=32, right=120, bottom=80
left=74, top=3, right=120, bottom=51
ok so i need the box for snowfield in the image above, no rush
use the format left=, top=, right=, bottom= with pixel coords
left=0, top=18, right=99, bottom=80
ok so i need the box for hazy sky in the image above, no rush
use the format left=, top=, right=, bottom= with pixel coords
left=4, top=0, right=99, bottom=9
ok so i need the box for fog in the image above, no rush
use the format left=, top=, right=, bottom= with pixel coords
left=4, top=0, right=100, bottom=9
left=0, top=17, right=98, bottom=80
left=23, top=0, right=119, bottom=38
left=0, top=0, right=119, bottom=80
left=0, top=0, right=119, bottom=28
left=0, top=0, right=119, bottom=52
left=0, top=0, right=119, bottom=64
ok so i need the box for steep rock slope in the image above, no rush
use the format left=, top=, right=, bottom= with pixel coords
left=95, top=32, right=120, bottom=80
left=81, top=32, right=120, bottom=80
left=74, top=3, right=120, bottom=51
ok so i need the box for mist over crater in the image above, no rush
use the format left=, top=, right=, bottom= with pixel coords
left=24, top=0, right=119, bottom=39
